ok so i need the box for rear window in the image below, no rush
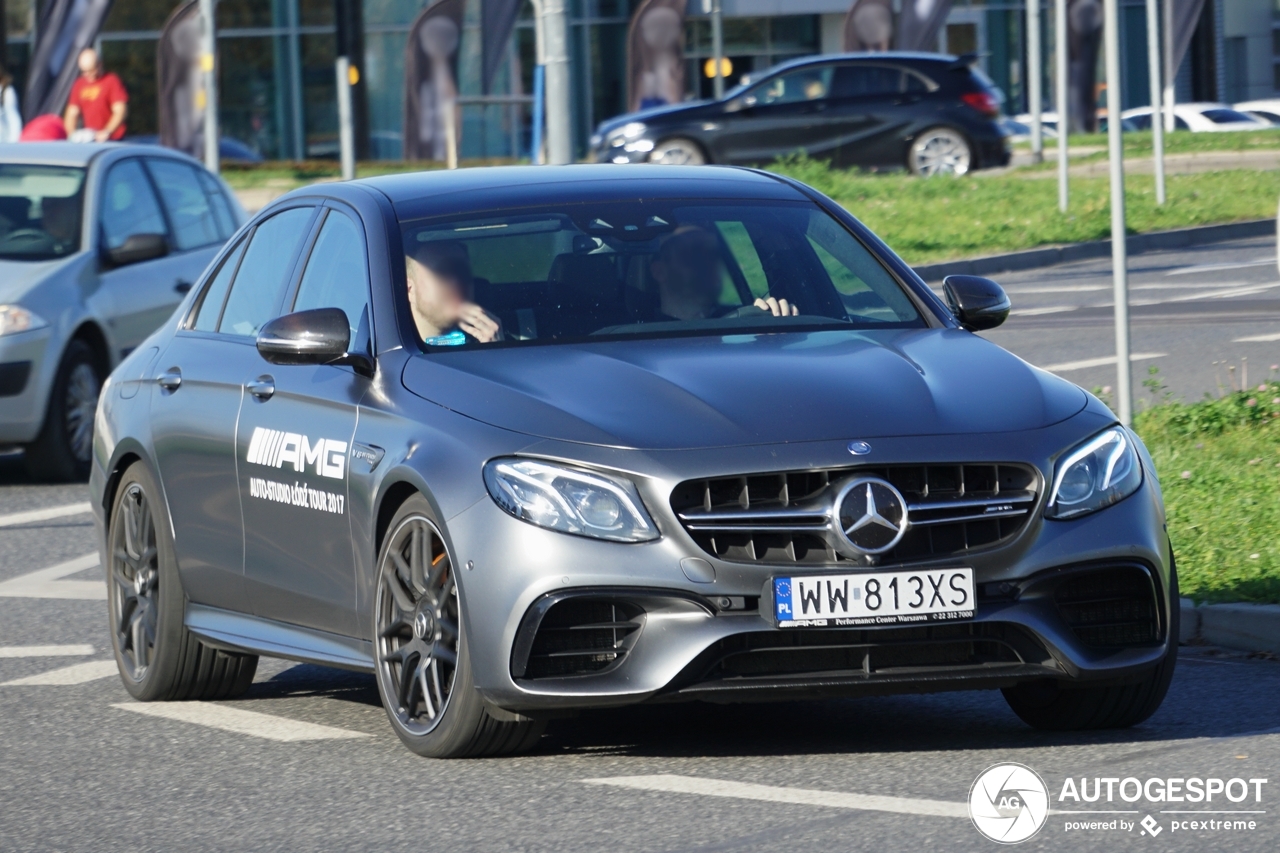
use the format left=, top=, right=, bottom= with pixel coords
left=398, top=199, right=924, bottom=350
left=0, top=165, right=85, bottom=260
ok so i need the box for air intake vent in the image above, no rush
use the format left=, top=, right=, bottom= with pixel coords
left=522, top=599, right=644, bottom=679
left=1055, top=566, right=1160, bottom=647
left=671, top=464, right=1039, bottom=565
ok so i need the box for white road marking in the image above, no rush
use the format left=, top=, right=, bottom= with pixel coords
left=111, top=701, right=372, bottom=742
left=1003, top=284, right=1107, bottom=295
left=0, top=553, right=104, bottom=600
left=1165, top=258, right=1274, bottom=276
left=0, top=644, right=95, bottom=658
left=0, top=502, right=92, bottom=528
left=1009, top=305, right=1078, bottom=316
left=583, top=775, right=968, bottom=819
left=1040, top=352, right=1167, bottom=373
left=1234, top=331, right=1280, bottom=343
left=2, top=661, right=119, bottom=686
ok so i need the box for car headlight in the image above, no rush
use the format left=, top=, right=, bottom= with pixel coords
left=607, top=121, right=647, bottom=146
left=0, top=305, right=48, bottom=337
left=1046, top=427, right=1143, bottom=520
left=483, top=458, right=659, bottom=543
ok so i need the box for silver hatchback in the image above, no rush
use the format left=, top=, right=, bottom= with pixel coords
left=0, top=143, right=243, bottom=479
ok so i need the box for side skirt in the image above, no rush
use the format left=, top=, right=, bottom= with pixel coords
left=186, top=603, right=374, bottom=673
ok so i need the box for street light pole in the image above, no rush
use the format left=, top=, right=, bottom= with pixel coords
left=1104, top=0, right=1132, bottom=425
left=1027, top=0, right=1043, bottom=164
left=1055, top=0, right=1068, bottom=211
left=711, top=0, right=724, bottom=100
left=1145, top=0, right=1165, bottom=204
left=199, top=0, right=219, bottom=174
left=1162, top=0, right=1175, bottom=133
left=537, top=0, right=572, bottom=165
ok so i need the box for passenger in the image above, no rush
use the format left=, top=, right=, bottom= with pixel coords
left=405, top=240, right=502, bottom=344
left=649, top=227, right=798, bottom=321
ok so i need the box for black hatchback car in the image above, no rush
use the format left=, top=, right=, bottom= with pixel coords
left=591, top=52, right=1009, bottom=176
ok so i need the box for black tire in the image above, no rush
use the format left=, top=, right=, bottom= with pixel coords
left=1002, top=563, right=1179, bottom=731
left=25, top=339, right=102, bottom=482
left=108, top=461, right=258, bottom=701
left=373, top=494, right=546, bottom=758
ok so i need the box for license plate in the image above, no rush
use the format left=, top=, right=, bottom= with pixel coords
left=773, top=568, right=975, bottom=628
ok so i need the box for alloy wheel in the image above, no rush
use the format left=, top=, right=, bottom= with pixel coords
left=110, top=483, right=159, bottom=681
left=64, top=362, right=100, bottom=463
left=648, top=139, right=706, bottom=165
left=376, top=516, right=459, bottom=736
left=910, top=129, right=972, bottom=176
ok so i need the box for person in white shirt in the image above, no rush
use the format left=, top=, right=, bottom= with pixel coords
left=0, top=64, right=22, bottom=143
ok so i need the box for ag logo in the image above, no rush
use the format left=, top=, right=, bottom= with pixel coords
left=969, top=763, right=1050, bottom=844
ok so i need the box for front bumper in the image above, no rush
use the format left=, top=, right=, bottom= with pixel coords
left=0, top=327, right=53, bottom=445
left=445, top=433, right=1172, bottom=714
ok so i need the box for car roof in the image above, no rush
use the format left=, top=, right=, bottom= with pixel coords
left=0, top=141, right=199, bottom=167
left=358, top=164, right=808, bottom=220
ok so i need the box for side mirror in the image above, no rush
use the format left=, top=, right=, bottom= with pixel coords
left=106, top=233, right=168, bottom=267
left=942, top=275, right=1011, bottom=331
left=256, top=307, right=374, bottom=376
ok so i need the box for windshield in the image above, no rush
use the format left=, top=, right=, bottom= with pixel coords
left=0, top=165, right=86, bottom=261
left=399, top=199, right=925, bottom=349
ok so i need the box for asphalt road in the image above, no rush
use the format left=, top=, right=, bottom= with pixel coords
left=2, top=239, right=1279, bottom=852
left=978, top=234, right=1280, bottom=405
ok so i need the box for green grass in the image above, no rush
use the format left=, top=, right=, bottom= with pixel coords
left=1132, top=372, right=1280, bottom=604
left=766, top=154, right=1280, bottom=264
left=1014, top=127, right=1280, bottom=159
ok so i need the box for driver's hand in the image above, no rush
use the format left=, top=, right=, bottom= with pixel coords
left=754, top=296, right=799, bottom=317
left=458, top=302, right=501, bottom=343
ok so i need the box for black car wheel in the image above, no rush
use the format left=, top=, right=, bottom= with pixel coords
left=908, top=127, right=973, bottom=176
left=108, top=461, right=258, bottom=701
left=1002, top=561, right=1179, bottom=730
left=24, top=339, right=101, bottom=481
left=374, top=495, right=545, bottom=758
left=647, top=137, right=707, bottom=165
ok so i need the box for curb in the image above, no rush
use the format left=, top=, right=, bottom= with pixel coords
left=1179, top=598, right=1280, bottom=655
left=913, top=218, right=1275, bottom=282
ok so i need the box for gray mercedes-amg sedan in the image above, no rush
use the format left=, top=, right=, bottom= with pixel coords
left=91, top=165, right=1176, bottom=758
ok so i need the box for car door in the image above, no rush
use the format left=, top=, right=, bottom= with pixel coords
left=236, top=204, right=372, bottom=637
left=825, top=64, right=915, bottom=169
left=149, top=205, right=318, bottom=612
left=714, top=65, right=838, bottom=164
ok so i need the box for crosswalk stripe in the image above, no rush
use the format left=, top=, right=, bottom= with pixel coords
left=111, top=701, right=372, bottom=742
left=583, top=775, right=968, bottom=818
left=0, top=644, right=95, bottom=658
left=2, top=661, right=119, bottom=686
left=1039, top=352, right=1166, bottom=373
left=0, top=502, right=92, bottom=528
left=0, top=553, right=105, bottom=600
left=1234, top=331, right=1280, bottom=343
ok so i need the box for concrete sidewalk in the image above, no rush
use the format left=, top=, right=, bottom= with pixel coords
left=1181, top=599, right=1280, bottom=656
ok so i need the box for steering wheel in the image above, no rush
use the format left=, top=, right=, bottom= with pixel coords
left=720, top=304, right=770, bottom=320
left=0, top=228, right=56, bottom=253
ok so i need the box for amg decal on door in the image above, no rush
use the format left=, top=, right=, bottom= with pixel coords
left=245, top=427, right=347, bottom=480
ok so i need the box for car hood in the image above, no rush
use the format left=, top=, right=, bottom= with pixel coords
left=401, top=328, right=1088, bottom=450
left=0, top=258, right=68, bottom=303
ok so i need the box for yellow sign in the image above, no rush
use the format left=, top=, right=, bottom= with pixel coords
left=703, top=57, right=732, bottom=79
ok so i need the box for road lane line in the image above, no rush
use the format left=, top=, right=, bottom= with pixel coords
left=1039, top=352, right=1167, bottom=373
left=0, top=502, right=92, bottom=528
left=0, top=644, right=95, bottom=658
left=1165, top=259, right=1274, bottom=276
left=0, top=553, right=105, bottom=600
left=1009, top=305, right=1079, bottom=316
left=111, top=702, right=372, bottom=742
left=583, top=775, right=968, bottom=818
left=1234, top=332, right=1280, bottom=343
left=2, top=661, right=119, bottom=686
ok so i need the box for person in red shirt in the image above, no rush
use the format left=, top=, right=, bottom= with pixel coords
left=63, top=48, right=128, bottom=141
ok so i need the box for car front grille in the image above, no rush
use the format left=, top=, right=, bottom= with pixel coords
left=521, top=599, right=644, bottom=679
left=671, top=464, right=1039, bottom=565
left=1054, top=566, right=1161, bottom=647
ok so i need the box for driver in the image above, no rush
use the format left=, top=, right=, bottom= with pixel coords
left=649, top=227, right=798, bottom=321
left=405, top=240, right=502, bottom=344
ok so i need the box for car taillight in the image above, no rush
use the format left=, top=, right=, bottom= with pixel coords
left=961, top=91, right=1000, bottom=118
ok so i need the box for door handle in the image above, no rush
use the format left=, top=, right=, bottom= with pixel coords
left=157, top=368, right=182, bottom=392
left=174, top=279, right=193, bottom=294
left=247, top=375, right=275, bottom=401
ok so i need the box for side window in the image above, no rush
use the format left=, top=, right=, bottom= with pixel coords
left=191, top=239, right=247, bottom=332
left=830, top=65, right=905, bottom=98
left=146, top=159, right=221, bottom=251
left=754, top=66, right=834, bottom=105
left=196, top=169, right=237, bottom=239
left=99, top=160, right=167, bottom=251
left=292, top=210, right=370, bottom=338
left=218, top=207, right=315, bottom=337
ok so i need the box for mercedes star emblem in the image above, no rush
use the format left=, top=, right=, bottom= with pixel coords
left=847, top=440, right=872, bottom=455
left=834, top=476, right=909, bottom=555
